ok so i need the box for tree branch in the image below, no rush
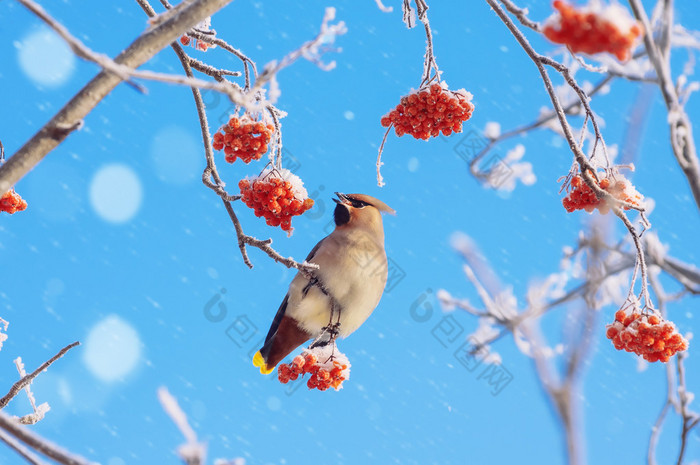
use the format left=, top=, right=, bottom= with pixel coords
left=0, top=0, right=235, bottom=193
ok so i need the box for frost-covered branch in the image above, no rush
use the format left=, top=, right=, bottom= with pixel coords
left=627, top=0, right=700, bottom=210
left=485, top=0, right=659, bottom=326
left=135, top=0, right=320, bottom=276
left=442, top=222, right=698, bottom=465
left=0, top=0, right=236, bottom=193
left=0, top=341, right=79, bottom=410
left=157, top=0, right=257, bottom=88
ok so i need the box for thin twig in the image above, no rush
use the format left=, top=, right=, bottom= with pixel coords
left=0, top=341, right=80, bottom=410
left=376, top=125, right=392, bottom=187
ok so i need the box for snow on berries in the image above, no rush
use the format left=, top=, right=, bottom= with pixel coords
left=380, top=83, right=474, bottom=140
left=0, top=189, right=28, bottom=214
left=562, top=172, right=643, bottom=214
left=543, top=0, right=642, bottom=61
left=213, top=115, right=275, bottom=164
left=606, top=307, right=689, bottom=363
left=277, top=343, right=350, bottom=391
left=238, top=166, right=314, bottom=235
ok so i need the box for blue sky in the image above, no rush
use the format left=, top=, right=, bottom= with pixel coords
left=0, top=1, right=699, bottom=464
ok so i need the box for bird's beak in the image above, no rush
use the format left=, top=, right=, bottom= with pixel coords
left=333, top=192, right=351, bottom=206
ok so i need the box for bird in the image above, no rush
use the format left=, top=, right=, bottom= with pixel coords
left=252, top=192, right=395, bottom=374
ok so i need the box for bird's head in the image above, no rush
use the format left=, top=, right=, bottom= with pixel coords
left=332, top=192, right=395, bottom=233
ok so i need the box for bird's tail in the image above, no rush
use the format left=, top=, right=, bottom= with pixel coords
left=252, top=351, right=275, bottom=375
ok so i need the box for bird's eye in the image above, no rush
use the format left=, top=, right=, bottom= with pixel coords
left=351, top=200, right=368, bottom=208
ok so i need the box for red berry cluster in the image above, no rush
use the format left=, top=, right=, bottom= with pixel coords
left=179, top=35, right=211, bottom=52
left=0, top=189, right=28, bottom=214
left=239, top=170, right=314, bottom=234
left=606, top=309, right=689, bottom=363
left=380, top=83, right=474, bottom=140
left=562, top=173, right=643, bottom=214
left=543, top=0, right=642, bottom=61
left=212, top=116, right=275, bottom=164
left=277, top=352, right=349, bottom=391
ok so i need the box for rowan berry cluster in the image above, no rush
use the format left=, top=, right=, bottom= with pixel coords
left=213, top=115, right=275, bottom=164
left=380, top=83, right=474, bottom=140
left=239, top=168, right=314, bottom=234
left=277, top=348, right=350, bottom=391
left=562, top=173, right=643, bottom=214
left=606, top=308, right=689, bottom=362
left=0, top=189, right=28, bottom=214
left=543, top=0, right=642, bottom=61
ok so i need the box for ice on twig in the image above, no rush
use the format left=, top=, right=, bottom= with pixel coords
left=12, top=357, right=51, bottom=425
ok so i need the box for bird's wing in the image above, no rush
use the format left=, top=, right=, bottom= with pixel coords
left=304, top=236, right=327, bottom=262
left=263, top=237, right=327, bottom=344
left=264, top=293, right=288, bottom=344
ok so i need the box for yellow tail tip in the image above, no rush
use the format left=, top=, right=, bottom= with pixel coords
left=253, top=351, right=275, bottom=375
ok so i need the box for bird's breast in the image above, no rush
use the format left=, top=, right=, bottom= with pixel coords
left=287, top=232, right=388, bottom=337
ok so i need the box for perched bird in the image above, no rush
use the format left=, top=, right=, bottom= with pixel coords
left=253, top=192, right=395, bottom=374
